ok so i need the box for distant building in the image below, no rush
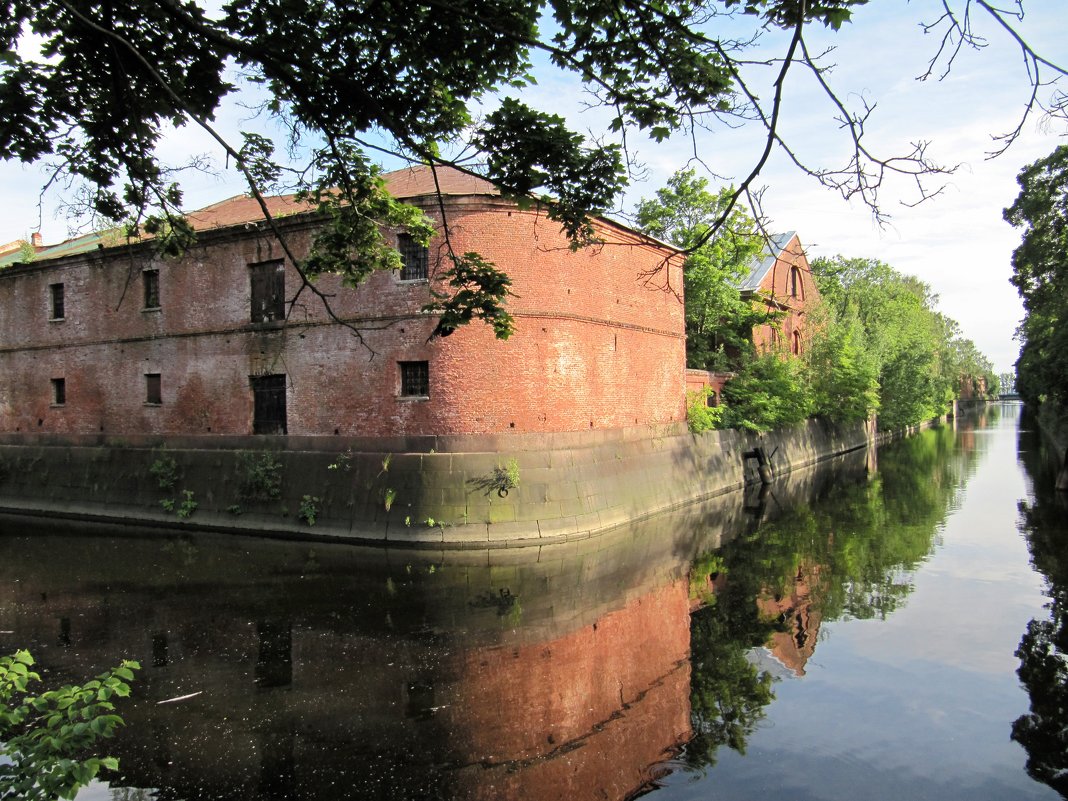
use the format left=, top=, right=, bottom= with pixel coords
left=739, top=231, right=820, bottom=357
left=0, top=167, right=687, bottom=438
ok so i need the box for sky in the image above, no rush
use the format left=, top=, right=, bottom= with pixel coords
left=1, top=0, right=1065, bottom=374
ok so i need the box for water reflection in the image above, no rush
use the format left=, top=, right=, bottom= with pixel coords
left=1013, top=417, right=1068, bottom=798
left=0, top=449, right=866, bottom=801
left=681, top=422, right=984, bottom=773
left=1, top=413, right=1039, bottom=801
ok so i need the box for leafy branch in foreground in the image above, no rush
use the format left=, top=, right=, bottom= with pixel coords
left=2, top=0, right=1063, bottom=342
left=0, top=650, right=140, bottom=801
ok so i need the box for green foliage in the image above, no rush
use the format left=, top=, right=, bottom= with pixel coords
left=383, top=488, right=397, bottom=512
left=722, top=351, right=812, bottom=433
left=176, top=490, right=197, bottom=519
left=812, top=255, right=989, bottom=430
left=636, top=170, right=772, bottom=372
left=148, top=452, right=179, bottom=491
left=1005, top=145, right=1068, bottom=409
left=495, top=458, right=521, bottom=491
left=298, top=495, right=320, bottom=526
left=0, top=650, right=139, bottom=801
left=686, top=387, right=727, bottom=433
left=237, top=451, right=283, bottom=501
left=804, top=306, right=880, bottom=423
left=425, top=252, right=515, bottom=339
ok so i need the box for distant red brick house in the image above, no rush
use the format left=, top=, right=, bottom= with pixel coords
left=684, top=232, right=819, bottom=405
left=740, top=231, right=820, bottom=356
left=0, top=167, right=687, bottom=438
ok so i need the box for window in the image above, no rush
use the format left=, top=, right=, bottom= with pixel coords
left=789, top=266, right=804, bottom=300
left=397, top=234, right=428, bottom=281
left=51, top=377, right=66, bottom=406
left=792, top=330, right=804, bottom=356
left=399, top=361, right=430, bottom=397
left=250, top=260, right=285, bottom=322
left=251, top=374, right=287, bottom=434
left=145, top=373, right=162, bottom=405
left=143, top=269, right=160, bottom=309
left=49, top=283, right=65, bottom=320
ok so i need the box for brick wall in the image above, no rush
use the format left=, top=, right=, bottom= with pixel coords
left=750, top=233, right=821, bottom=354
left=0, top=197, right=686, bottom=436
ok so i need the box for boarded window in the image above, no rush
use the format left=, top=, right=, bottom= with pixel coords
left=51, top=377, right=66, bottom=405
left=398, top=234, right=428, bottom=281
left=49, top=283, right=65, bottom=319
left=251, top=374, right=287, bottom=434
left=399, top=361, right=430, bottom=397
left=250, top=261, right=286, bottom=322
left=145, top=373, right=162, bottom=404
left=143, top=269, right=160, bottom=309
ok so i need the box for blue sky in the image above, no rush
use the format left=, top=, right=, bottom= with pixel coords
left=1, top=0, right=1064, bottom=373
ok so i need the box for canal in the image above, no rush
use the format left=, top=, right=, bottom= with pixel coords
left=0, top=402, right=1064, bottom=800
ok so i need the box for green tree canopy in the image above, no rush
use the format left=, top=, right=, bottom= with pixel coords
left=1005, top=144, right=1068, bottom=408
left=635, top=168, right=772, bottom=371
left=2, top=0, right=1063, bottom=339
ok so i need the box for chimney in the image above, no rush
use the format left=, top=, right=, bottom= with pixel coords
left=31, top=232, right=43, bottom=248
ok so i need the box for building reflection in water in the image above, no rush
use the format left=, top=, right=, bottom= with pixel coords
left=0, top=447, right=872, bottom=800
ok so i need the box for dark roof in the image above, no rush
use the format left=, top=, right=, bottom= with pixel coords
left=738, top=231, right=798, bottom=292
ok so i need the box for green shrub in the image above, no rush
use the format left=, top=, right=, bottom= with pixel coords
left=722, top=351, right=812, bottom=433
left=237, top=451, right=282, bottom=501
left=686, top=387, right=726, bottom=433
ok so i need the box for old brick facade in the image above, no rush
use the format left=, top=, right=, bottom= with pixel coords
left=0, top=168, right=686, bottom=438
left=740, top=231, right=820, bottom=355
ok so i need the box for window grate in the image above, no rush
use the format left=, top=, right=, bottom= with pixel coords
left=51, top=377, right=66, bottom=406
left=143, top=270, right=160, bottom=309
left=398, top=234, right=428, bottom=281
left=399, top=361, right=430, bottom=397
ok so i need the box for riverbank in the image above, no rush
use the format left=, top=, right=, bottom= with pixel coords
left=0, top=418, right=875, bottom=547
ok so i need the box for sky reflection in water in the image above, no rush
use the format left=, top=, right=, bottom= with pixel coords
left=0, top=402, right=1062, bottom=800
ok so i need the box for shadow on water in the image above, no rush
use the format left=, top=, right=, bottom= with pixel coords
left=0, top=421, right=992, bottom=801
left=1013, top=412, right=1068, bottom=799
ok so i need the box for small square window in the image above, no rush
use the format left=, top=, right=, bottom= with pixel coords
left=51, top=377, right=66, bottom=406
left=49, top=283, right=65, bottom=320
left=399, top=361, right=429, bottom=397
left=145, top=373, right=162, bottom=405
left=143, top=270, right=160, bottom=309
left=398, top=234, right=428, bottom=281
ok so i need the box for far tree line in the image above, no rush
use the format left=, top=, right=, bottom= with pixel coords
left=636, top=169, right=1000, bottom=434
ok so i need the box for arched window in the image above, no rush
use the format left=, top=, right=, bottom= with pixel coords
left=792, top=330, right=803, bottom=356
left=789, top=266, right=804, bottom=300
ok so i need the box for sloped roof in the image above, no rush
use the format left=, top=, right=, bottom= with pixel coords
left=0, top=166, right=501, bottom=269
left=738, top=231, right=797, bottom=293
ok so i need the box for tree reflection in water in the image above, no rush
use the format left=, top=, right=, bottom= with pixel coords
left=684, top=424, right=979, bottom=771
left=1013, top=420, right=1068, bottom=799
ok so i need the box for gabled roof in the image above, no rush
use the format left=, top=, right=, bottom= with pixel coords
left=738, top=231, right=797, bottom=293
left=0, top=166, right=502, bottom=269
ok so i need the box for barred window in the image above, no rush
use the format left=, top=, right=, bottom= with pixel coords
left=143, top=269, right=160, bottom=309
left=51, top=377, right=66, bottom=406
left=398, top=234, right=428, bottom=281
left=399, top=361, right=430, bottom=397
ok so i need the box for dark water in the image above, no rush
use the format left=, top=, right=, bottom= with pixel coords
left=0, top=402, right=1063, bottom=800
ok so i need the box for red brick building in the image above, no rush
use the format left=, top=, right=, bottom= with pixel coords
left=741, top=231, right=819, bottom=356
left=0, top=167, right=687, bottom=438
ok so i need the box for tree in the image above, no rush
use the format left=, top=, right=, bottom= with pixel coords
left=635, top=169, right=772, bottom=371
left=1, top=0, right=1064, bottom=340
left=0, top=650, right=139, bottom=801
left=812, top=255, right=961, bottom=430
left=1005, top=145, right=1068, bottom=409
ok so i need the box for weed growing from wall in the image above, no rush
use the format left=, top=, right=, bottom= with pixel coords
left=237, top=451, right=282, bottom=501
left=299, top=495, right=320, bottom=526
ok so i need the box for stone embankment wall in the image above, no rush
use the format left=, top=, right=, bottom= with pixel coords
left=0, top=417, right=874, bottom=547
